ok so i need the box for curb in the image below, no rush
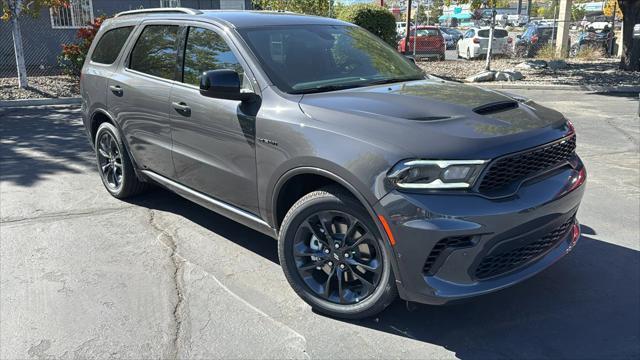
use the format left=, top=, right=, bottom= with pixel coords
left=0, top=97, right=81, bottom=108
left=475, top=83, right=640, bottom=93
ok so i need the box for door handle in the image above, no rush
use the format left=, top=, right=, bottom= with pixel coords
left=172, top=101, right=191, bottom=116
left=109, top=85, right=123, bottom=96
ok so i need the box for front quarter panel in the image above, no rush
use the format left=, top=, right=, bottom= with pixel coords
left=255, top=87, right=409, bottom=226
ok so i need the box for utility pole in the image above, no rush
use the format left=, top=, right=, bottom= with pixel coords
left=405, top=0, right=413, bottom=53
left=555, top=0, right=572, bottom=58
left=413, top=0, right=420, bottom=57
left=485, top=3, right=496, bottom=71
left=517, top=0, right=522, bottom=15
left=609, top=0, right=617, bottom=55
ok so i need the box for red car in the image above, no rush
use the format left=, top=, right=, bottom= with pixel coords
left=397, top=26, right=445, bottom=60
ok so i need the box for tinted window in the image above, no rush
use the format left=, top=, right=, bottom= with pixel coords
left=182, top=27, right=245, bottom=87
left=91, top=26, right=133, bottom=64
left=478, top=29, right=509, bottom=38
left=413, top=28, right=440, bottom=37
left=129, top=25, right=179, bottom=80
left=239, top=25, right=424, bottom=94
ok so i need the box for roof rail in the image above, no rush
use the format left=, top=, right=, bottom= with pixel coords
left=114, top=7, right=203, bottom=18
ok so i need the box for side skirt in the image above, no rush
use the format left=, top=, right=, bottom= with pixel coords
left=142, top=170, right=277, bottom=239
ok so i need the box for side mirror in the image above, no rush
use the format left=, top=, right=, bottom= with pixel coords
left=199, top=69, right=254, bottom=101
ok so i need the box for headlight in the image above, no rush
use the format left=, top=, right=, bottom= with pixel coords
left=387, top=160, right=487, bottom=189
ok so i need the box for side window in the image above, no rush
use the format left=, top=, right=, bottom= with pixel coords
left=129, top=25, right=179, bottom=80
left=182, top=27, right=249, bottom=89
left=464, top=30, right=474, bottom=39
left=91, top=26, right=134, bottom=64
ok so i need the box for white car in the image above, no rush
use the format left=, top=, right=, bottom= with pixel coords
left=456, top=27, right=512, bottom=59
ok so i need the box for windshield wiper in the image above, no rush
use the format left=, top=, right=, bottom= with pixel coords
left=291, top=83, right=367, bottom=94
left=364, top=77, right=424, bottom=86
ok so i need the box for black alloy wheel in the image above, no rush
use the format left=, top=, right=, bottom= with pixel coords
left=97, top=131, right=123, bottom=191
left=278, top=187, right=397, bottom=319
left=292, top=210, right=383, bottom=305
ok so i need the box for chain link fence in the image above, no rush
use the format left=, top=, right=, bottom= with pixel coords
left=1, top=11, right=81, bottom=78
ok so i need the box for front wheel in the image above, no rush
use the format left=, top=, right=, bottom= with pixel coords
left=278, top=187, right=397, bottom=319
left=94, top=122, right=149, bottom=199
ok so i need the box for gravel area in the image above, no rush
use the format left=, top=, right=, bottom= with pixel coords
left=419, top=58, right=640, bottom=87
left=0, top=76, right=80, bottom=100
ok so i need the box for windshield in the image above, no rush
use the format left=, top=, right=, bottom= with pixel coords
left=238, top=25, right=425, bottom=94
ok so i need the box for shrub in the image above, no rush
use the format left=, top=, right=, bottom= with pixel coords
left=58, top=16, right=106, bottom=76
left=336, top=4, right=396, bottom=46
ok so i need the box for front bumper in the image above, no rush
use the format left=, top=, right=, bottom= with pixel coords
left=375, top=160, right=585, bottom=305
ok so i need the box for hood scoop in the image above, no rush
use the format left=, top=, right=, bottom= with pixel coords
left=473, top=100, right=519, bottom=115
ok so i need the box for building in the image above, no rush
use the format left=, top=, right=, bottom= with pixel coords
left=1, top=0, right=251, bottom=77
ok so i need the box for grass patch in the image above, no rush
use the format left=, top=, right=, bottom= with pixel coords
left=574, top=46, right=605, bottom=60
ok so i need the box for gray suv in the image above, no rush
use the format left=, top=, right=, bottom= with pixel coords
left=81, top=8, right=586, bottom=319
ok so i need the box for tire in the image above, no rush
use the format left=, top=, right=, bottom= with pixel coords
left=278, top=186, right=397, bottom=319
left=94, top=122, right=149, bottom=199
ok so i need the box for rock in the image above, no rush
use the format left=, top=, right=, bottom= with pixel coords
left=465, top=70, right=496, bottom=83
left=548, top=60, right=568, bottom=70
left=495, top=70, right=524, bottom=82
left=516, top=60, right=548, bottom=70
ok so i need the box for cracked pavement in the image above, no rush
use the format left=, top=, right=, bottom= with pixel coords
left=1, top=90, right=639, bottom=359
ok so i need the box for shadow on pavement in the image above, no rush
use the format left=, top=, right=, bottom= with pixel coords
left=127, top=188, right=280, bottom=264
left=0, top=106, right=94, bottom=187
left=126, top=189, right=640, bottom=359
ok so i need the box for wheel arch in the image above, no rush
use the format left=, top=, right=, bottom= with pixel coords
left=271, top=166, right=405, bottom=287
left=89, top=108, right=146, bottom=181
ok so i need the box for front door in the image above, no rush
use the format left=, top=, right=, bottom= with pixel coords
left=108, top=23, right=181, bottom=178
left=169, top=25, right=260, bottom=214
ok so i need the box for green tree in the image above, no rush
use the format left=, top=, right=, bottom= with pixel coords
left=251, top=0, right=332, bottom=17
left=571, top=4, right=586, bottom=21
left=335, top=3, right=396, bottom=46
left=2, top=0, right=69, bottom=88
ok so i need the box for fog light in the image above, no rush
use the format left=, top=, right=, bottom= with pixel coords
left=442, top=166, right=471, bottom=181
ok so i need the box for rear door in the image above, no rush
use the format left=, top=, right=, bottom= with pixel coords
left=82, top=23, right=135, bottom=124
left=169, top=24, right=260, bottom=214
left=108, top=21, right=182, bottom=178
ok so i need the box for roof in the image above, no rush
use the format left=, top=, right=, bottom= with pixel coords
left=112, top=8, right=350, bottom=29
left=201, top=11, right=349, bottom=28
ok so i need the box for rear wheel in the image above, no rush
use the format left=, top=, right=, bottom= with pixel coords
left=95, top=122, right=148, bottom=199
left=278, top=187, right=397, bottom=319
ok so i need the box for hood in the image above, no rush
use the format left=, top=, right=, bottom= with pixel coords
left=298, top=79, right=570, bottom=159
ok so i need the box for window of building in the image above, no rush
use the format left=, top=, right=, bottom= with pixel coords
left=50, top=0, right=94, bottom=29
left=91, top=26, right=134, bottom=65
left=182, top=27, right=249, bottom=89
left=160, top=0, right=181, bottom=7
left=129, top=25, right=180, bottom=80
left=220, top=0, right=245, bottom=10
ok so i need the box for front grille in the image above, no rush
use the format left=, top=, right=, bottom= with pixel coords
left=475, top=217, right=574, bottom=279
left=423, top=236, right=473, bottom=274
left=478, top=135, right=576, bottom=194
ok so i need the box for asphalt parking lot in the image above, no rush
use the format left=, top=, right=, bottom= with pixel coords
left=1, top=89, right=638, bottom=359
